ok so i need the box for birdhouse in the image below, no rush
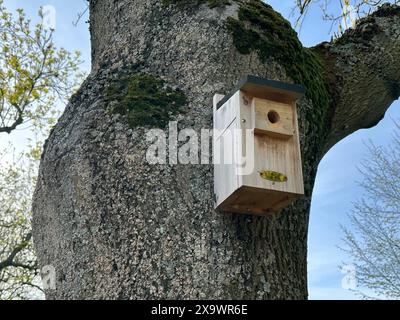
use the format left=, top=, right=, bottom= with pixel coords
left=213, top=75, right=305, bottom=215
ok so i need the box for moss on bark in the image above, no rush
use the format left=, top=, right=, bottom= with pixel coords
left=226, top=0, right=332, bottom=136
left=162, top=0, right=332, bottom=140
left=106, top=73, right=186, bottom=128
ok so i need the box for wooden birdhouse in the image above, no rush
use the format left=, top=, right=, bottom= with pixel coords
left=213, top=75, right=305, bottom=215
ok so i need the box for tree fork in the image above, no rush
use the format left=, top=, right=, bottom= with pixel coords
left=32, top=0, right=400, bottom=299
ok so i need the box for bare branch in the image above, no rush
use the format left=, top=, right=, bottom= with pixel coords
left=0, top=232, right=32, bottom=271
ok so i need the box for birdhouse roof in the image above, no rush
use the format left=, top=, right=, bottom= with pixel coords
left=216, top=75, right=305, bottom=109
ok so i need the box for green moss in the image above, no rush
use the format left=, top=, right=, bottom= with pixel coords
left=106, top=73, right=186, bottom=128
left=162, top=0, right=231, bottom=9
left=226, top=0, right=332, bottom=138
left=162, top=0, right=331, bottom=141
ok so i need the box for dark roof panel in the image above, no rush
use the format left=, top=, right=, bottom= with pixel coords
left=216, top=75, right=305, bottom=109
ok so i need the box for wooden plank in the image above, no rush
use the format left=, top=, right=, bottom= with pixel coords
left=213, top=93, right=240, bottom=209
left=216, top=186, right=300, bottom=215
left=252, top=98, right=295, bottom=139
left=216, top=75, right=305, bottom=109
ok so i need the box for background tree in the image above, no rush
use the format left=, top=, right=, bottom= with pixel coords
left=0, top=0, right=82, bottom=134
left=0, top=1, right=83, bottom=300
left=342, top=123, right=400, bottom=299
left=0, top=146, right=41, bottom=299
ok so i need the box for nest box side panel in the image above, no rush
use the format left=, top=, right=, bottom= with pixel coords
left=213, top=93, right=242, bottom=209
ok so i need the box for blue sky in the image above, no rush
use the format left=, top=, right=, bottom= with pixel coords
left=3, top=0, right=398, bottom=300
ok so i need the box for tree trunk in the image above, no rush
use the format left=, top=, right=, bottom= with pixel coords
left=32, top=1, right=400, bottom=299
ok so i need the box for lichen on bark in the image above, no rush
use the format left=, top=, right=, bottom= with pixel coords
left=105, top=73, right=187, bottom=128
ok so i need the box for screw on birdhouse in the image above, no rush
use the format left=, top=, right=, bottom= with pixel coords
left=243, top=96, right=249, bottom=106
left=241, top=119, right=246, bottom=123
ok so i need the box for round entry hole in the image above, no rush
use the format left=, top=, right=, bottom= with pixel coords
left=267, top=110, right=280, bottom=124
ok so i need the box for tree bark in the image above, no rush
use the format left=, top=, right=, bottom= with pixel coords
left=32, top=1, right=400, bottom=299
left=319, top=4, right=400, bottom=151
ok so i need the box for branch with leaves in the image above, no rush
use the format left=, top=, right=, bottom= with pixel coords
left=0, top=0, right=84, bottom=134
left=0, top=1, right=85, bottom=299
left=0, top=147, right=42, bottom=299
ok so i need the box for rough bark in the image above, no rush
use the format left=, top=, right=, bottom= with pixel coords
left=319, top=4, right=400, bottom=151
left=32, top=1, right=400, bottom=299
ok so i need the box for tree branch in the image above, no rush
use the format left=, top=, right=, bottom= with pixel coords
left=317, top=4, right=400, bottom=152
left=0, top=111, right=24, bottom=134
left=0, top=232, right=33, bottom=271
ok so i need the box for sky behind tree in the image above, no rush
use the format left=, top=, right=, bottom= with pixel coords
left=2, top=0, right=398, bottom=299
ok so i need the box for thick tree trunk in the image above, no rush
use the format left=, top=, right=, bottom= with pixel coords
left=32, top=1, right=400, bottom=299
